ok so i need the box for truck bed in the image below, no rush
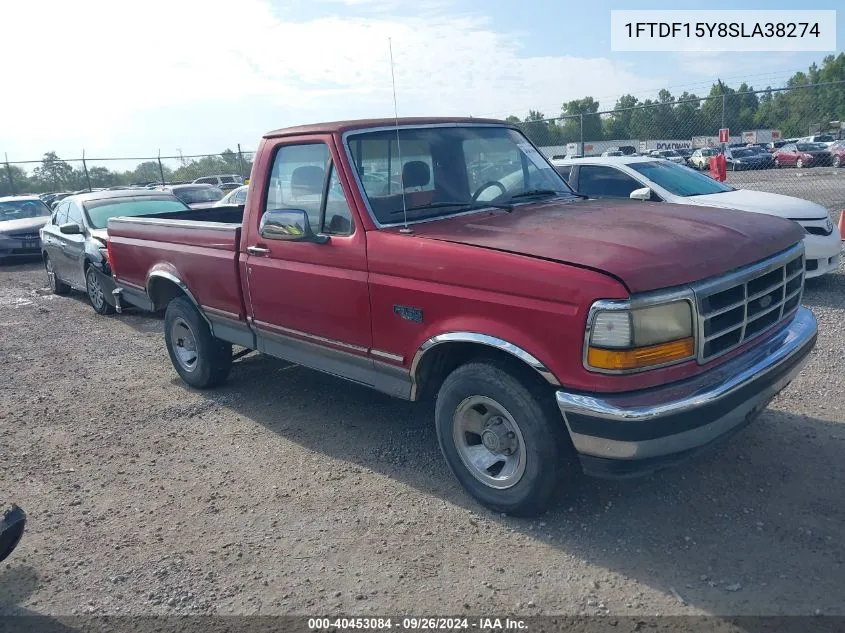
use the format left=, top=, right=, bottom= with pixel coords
left=107, top=205, right=247, bottom=321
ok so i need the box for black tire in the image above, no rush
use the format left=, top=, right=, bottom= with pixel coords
left=164, top=296, right=232, bottom=389
left=435, top=361, right=574, bottom=516
left=85, top=267, right=115, bottom=315
left=44, top=254, right=70, bottom=295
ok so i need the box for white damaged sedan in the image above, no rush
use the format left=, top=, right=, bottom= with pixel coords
left=552, top=156, right=841, bottom=278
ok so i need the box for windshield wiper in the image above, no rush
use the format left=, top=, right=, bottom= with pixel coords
left=507, top=189, right=579, bottom=201
left=389, top=200, right=514, bottom=215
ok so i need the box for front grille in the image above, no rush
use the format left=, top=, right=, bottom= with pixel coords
left=7, top=232, right=40, bottom=240
left=695, top=245, right=804, bottom=363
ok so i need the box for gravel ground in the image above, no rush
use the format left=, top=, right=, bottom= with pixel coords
left=1, top=252, right=844, bottom=620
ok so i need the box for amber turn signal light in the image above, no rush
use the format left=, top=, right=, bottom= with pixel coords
left=587, top=337, right=694, bottom=371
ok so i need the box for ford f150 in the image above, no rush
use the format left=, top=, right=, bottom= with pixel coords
left=106, top=118, right=817, bottom=515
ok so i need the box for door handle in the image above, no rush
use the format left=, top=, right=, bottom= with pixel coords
left=247, top=245, right=270, bottom=256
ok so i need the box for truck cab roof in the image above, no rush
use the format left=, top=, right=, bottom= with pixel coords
left=264, top=117, right=507, bottom=138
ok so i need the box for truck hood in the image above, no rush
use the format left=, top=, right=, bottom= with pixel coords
left=0, top=216, right=50, bottom=234
left=407, top=198, right=804, bottom=293
left=684, top=189, right=830, bottom=220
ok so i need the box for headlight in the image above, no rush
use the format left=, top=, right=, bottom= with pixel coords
left=586, top=300, right=695, bottom=372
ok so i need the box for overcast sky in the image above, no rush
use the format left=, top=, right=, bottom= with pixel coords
left=2, top=0, right=841, bottom=163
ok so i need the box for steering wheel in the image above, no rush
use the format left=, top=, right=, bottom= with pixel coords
left=471, top=181, right=507, bottom=203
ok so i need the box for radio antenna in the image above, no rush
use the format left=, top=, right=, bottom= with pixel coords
left=389, top=38, right=412, bottom=234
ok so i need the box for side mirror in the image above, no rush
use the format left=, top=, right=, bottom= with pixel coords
left=0, top=504, right=26, bottom=563
left=630, top=187, right=652, bottom=201
left=259, top=209, right=328, bottom=244
left=59, top=223, right=83, bottom=235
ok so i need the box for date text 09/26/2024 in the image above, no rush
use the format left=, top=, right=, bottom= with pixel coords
left=308, top=617, right=528, bottom=631
left=624, top=22, right=821, bottom=39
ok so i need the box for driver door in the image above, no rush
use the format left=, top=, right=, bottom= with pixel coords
left=243, top=135, right=373, bottom=374
left=58, top=201, right=88, bottom=287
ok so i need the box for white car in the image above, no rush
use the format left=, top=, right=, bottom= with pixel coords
left=214, top=184, right=248, bottom=206
left=551, top=156, right=840, bottom=278
left=648, top=149, right=686, bottom=164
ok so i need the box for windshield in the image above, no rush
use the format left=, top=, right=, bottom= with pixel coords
left=797, top=143, right=827, bottom=152
left=84, top=196, right=190, bottom=229
left=0, top=199, right=52, bottom=221
left=173, top=186, right=225, bottom=204
left=628, top=160, right=734, bottom=197
left=346, top=126, right=574, bottom=225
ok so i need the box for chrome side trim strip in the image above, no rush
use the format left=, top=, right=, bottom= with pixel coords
left=254, top=327, right=413, bottom=399
left=252, top=320, right=369, bottom=354
left=109, top=217, right=241, bottom=231
left=370, top=349, right=404, bottom=363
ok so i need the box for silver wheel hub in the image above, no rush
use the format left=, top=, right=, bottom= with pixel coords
left=171, top=318, right=198, bottom=372
left=453, top=395, right=527, bottom=490
left=480, top=418, right=517, bottom=455
left=87, top=271, right=103, bottom=308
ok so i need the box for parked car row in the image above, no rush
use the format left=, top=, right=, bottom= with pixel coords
left=13, top=116, right=821, bottom=517
left=32, top=174, right=245, bottom=213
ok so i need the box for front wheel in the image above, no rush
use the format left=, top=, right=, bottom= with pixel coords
left=796, top=158, right=804, bottom=169
left=86, top=267, right=115, bottom=315
left=164, top=296, right=232, bottom=389
left=44, top=255, right=70, bottom=295
left=435, top=362, right=574, bottom=516
left=833, top=156, right=841, bottom=168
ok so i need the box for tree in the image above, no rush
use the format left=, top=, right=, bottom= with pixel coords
left=561, top=97, right=601, bottom=141
left=0, top=164, right=29, bottom=197
left=32, top=152, right=73, bottom=190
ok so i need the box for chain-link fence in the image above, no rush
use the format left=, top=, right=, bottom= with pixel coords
left=514, top=80, right=845, bottom=213
left=1, top=148, right=256, bottom=200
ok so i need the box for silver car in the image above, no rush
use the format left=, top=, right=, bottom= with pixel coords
left=0, top=196, right=53, bottom=261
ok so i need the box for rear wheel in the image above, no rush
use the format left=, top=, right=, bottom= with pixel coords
left=164, top=296, right=232, bottom=389
left=85, top=267, right=115, bottom=315
left=435, top=361, right=574, bottom=516
left=834, top=156, right=841, bottom=168
left=44, top=255, right=70, bottom=295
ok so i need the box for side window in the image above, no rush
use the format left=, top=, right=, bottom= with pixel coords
left=323, top=166, right=354, bottom=236
left=578, top=166, right=643, bottom=199
left=66, top=202, right=85, bottom=227
left=220, top=175, right=234, bottom=184
left=265, top=143, right=330, bottom=233
left=54, top=201, right=69, bottom=225
left=196, top=177, right=212, bottom=185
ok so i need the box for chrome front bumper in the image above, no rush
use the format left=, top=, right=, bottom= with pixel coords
left=556, top=307, right=817, bottom=477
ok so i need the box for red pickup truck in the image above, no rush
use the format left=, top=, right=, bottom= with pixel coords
left=107, top=117, right=817, bottom=516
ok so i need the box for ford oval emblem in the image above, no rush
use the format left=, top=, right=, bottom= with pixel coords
left=760, top=295, right=773, bottom=309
